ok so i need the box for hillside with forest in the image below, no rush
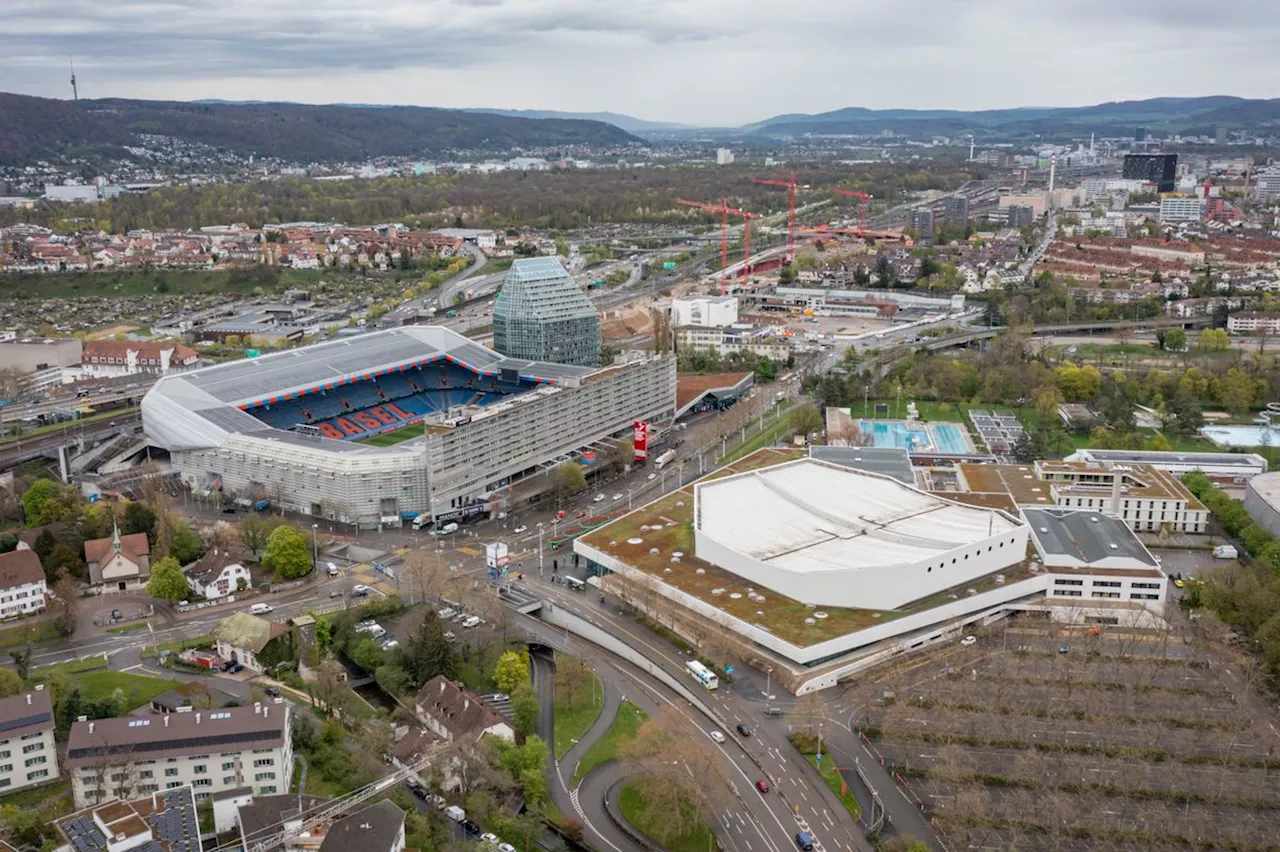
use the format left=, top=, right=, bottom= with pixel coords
left=0, top=93, right=643, bottom=166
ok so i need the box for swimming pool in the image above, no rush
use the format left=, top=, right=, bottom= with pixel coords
left=1201, top=425, right=1280, bottom=447
left=857, top=420, right=972, bottom=454
left=931, top=423, right=970, bottom=454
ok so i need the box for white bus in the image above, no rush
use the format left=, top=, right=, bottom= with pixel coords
left=686, top=660, right=719, bottom=690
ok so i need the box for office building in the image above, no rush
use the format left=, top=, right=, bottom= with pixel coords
left=67, top=703, right=292, bottom=807
left=1159, top=195, right=1203, bottom=223
left=670, top=296, right=739, bottom=328
left=909, top=208, right=935, bottom=239
left=1255, top=169, right=1280, bottom=200
left=0, top=689, right=58, bottom=794
left=1025, top=508, right=1167, bottom=608
left=1123, top=153, right=1178, bottom=193
left=943, top=196, right=969, bottom=225
left=143, top=326, right=674, bottom=526
left=715, top=148, right=735, bottom=166
left=493, top=257, right=601, bottom=367
left=1005, top=204, right=1037, bottom=229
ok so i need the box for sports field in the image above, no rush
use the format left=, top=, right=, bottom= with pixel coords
left=356, top=423, right=423, bottom=447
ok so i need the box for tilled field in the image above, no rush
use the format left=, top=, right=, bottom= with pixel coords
left=857, top=631, right=1280, bottom=852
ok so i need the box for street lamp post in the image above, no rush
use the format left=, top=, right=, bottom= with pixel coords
left=311, top=523, right=318, bottom=569
left=537, top=524, right=544, bottom=575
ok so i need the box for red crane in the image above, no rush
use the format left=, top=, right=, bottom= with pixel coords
left=722, top=204, right=764, bottom=280
left=750, top=171, right=803, bottom=262
left=677, top=197, right=731, bottom=278
left=834, top=188, right=871, bottom=237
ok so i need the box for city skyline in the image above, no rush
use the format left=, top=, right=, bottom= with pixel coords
left=2, top=0, right=1278, bottom=126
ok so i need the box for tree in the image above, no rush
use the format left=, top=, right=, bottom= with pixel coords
left=32, top=528, right=56, bottom=565
left=22, top=479, right=78, bottom=526
left=511, top=682, right=539, bottom=736
left=0, top=667, right=21, bottom=698
left=263, top=525, right=311, bottom=580
left=9, top=647, right=31, bottom=681
left=778, top=266, right=797, bottom=283
left=1198, top=328, right=1231, bottom=352
left=52, top=573, right=80, bottom=637
left=792, top=404, right=823, bottom=439
left=45, top=544, right=82, bottom=584
left=874, top=254, right=894, bottom=287
left=397, top=612, right=457, bottom=686
left=755, top=355, right=777, bottom=382
left=169, top=519, right=204, bottom=565
left=374, top=664, right=413, bottom=697
left=238, top=514, right=281, bottom=558
left=1033, top=383, right=1064, bottom=422
left=122, top=502, right=157, bottom=541
left=146, top=556, right=189, bottom=602
left=1219, top=367, right=1256, bottom=416
left=1162, top=327, right=1187, bottom=352
left=551, top=463, right=587, bottom=500
left=493, top=650, right=531, bottom=695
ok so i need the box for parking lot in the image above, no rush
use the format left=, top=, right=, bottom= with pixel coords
left=843, top=619, right=1280, bottom=852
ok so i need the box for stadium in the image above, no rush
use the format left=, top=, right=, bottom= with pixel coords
left=143, top=326, right=676, bottom=526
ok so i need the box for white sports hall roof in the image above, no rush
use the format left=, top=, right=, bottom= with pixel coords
left=696, top=458, right=1021, bottom=572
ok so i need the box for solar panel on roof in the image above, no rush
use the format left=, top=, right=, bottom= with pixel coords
left=0, top=711, right=52, bottom=733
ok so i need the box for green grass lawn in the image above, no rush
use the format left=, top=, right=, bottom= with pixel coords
left=76, top=670, right=180, bottom=708
left=0, top=777, right=72, bottom=811
left=0, top=618, right=61, bottom=650
left=720, top=411, right=799, bottom=464
left=805, top=754, right=862, bottom=819
left=356, top=424, right=424, bottom=447
left=574, top=700, right=646, bottom=782
left=0, top=267, right=327, bottom=300
left=553, top=661, right=604, bottom=759
left=32, top=655, right=109, bottom=680
left=619, top=783, right=719, bottom=852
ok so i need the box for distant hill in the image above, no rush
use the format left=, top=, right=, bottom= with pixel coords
left=747, top=96, right=1280, bottom=138
left=0, top=93, right=643, bottom=166
left=462, top=108, right=694, bottom=134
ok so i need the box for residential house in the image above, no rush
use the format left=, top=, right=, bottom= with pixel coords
left=84, top=525, right=151, bottom=593
left=212, top=612, right=294, bottom=675
left=231, top=790, right=332, bottom=849
left=0, top=549, right=47, bottom=617
left=67, top=704, right=292, bottom=806
left=185, top=549, right=251, bottom=600
left=0, top=689, right=59, bottom=794
left=318, top=800, right=406, bottom=852
left=81, top=339, right=200, bottom=378
left=1228, top=312, right=1280, bottom=335
left=413, top=676, right=514, bottom=744
left=55, top=787, right=202, bottom=852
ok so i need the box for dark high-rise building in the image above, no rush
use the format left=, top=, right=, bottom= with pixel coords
left=1135, top=127, right=1147, bottom=142
left=943, top=196, right=969, bottom=225
left=1122, top=153, right=1177, bottom=193
left=909, top=208, right=935, bottom=239
left=1006, top=205, right=1037, bottom=229
left=494, top=257, right=602, bottom=367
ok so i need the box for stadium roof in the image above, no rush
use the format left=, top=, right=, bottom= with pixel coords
left=180, top=325, right=594, bottom=407
left=696, top=458, right=1020, bottom=573
left=144, top=326, right=598, bottom=453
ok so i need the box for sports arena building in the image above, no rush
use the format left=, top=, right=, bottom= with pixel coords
left=143, top=326, right=675, bottom=526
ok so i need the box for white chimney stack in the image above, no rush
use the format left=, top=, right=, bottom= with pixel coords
left=196, top=713, right=202, bottom=724
left=164, top=715, right=170, bottom=727
left=1048, top=155, right=1057, bottom=194
left=25, top=694, right=31, bottom=705
left=88, top=722, right=94, bottom=734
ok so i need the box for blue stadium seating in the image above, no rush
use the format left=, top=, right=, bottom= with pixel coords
left=246, top=361, right=540, bottom=441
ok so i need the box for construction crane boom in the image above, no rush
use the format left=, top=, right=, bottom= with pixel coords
left=750, top=172, right=802, bottom=262
left=833, top=188, right=871, bottom=237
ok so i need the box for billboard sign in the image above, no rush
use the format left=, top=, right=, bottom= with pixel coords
left=485, top=541, right=510, bottom=571
left=633, top=420, right=649, bottom=462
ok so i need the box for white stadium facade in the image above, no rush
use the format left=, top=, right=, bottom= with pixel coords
left=143, top=326, right=675, bottom=526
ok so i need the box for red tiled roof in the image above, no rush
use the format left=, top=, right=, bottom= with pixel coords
left=83, top=339, right=198, bottom=363
left=84, top=532, right=150, bottom=566
left=0, top=549, right=45, bottom=590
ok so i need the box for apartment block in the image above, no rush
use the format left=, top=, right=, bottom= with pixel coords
left=67, top=703, right=291, bottom=807
left=0, top=689, right=59, bottom=794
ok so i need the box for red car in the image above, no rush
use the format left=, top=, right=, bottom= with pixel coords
left=575, top=510, right=588, bottom=518
left=756, top=779, right=770, bottom=794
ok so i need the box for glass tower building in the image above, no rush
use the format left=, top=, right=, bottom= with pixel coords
left=494, top=257, right=602, bottom=367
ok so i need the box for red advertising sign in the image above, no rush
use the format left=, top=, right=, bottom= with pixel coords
left=633, top=420, right=649, bottom=462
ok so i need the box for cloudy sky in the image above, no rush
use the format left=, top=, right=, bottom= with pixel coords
left=3, top=0, right=1277, bottom=125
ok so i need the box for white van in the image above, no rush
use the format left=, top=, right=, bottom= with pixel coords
left=249, top=603, right=273, bottom=615
left=444, top=805, right=466, bottom=823
left=327, top=562, right=339, bottom=576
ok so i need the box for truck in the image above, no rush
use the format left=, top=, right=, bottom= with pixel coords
left=1213, top=544, right=1238, bottom=559
left=654, top=449, right=677, bottom=470
left=412, top=515, right=430, bottom=530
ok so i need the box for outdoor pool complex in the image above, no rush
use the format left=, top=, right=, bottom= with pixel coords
left=1201, top=424, right=1280, bottom=448
left=857, top=420, right=971, bottom=454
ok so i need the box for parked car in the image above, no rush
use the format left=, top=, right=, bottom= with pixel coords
left=353, top=584, right=370, bottom=594
left=443, top=631, right=456, bottom=641
left=461, top=820, right=482, bottom=838
left=462, top=616, right=481, bottom=629
left=224, top=662, right=244, bottom=674
left=960, top=635, right=977, bottom=646
left=430, top=795, right=447, bottom=810
left=480, top=833, right=500, bottom=847
left=329, top=590, right=342, bottom=598
left=438, top=607, right=456, bottom=620
left=264, top=686, right=280, bottom=698
left=1058, top=645, right=1070, bottom=654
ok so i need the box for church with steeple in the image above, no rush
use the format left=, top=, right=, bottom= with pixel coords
left=83, top=521, right=152, bottom=593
